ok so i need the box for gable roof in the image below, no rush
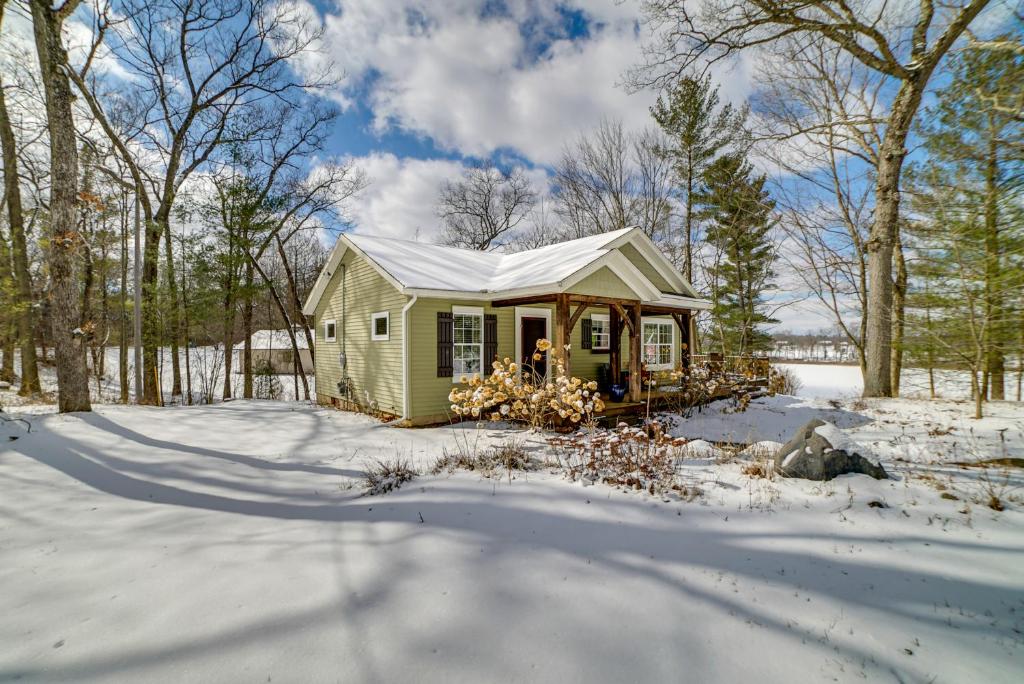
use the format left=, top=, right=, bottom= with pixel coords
left=303, top=226, right=710, bottom=314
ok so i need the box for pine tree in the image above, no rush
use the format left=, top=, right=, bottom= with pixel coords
left=696, top=154, right=778, bottom=355
left=650, top=75, right=746, bottom=283
left=907, top=41, right=1023, bottom=406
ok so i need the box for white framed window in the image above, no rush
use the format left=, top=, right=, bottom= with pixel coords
left=590, top=313, right=610, bottom=350
left=452, top=306, right=484, bottom=379
left=323, top=319, right=337, bottom=343
left=642, top=319, right=674, bottom=370
left=371, top=312, right=389, bottom=341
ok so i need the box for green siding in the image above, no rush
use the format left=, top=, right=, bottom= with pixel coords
left=407, top=297, right=685, bottom=420
left=313, top=250, right=407, bottom=415
left=619, top=242, right=676, bottom=293
left=408, top=298, right=516, bottom=418
left=567, top=266, right=642, bottom=299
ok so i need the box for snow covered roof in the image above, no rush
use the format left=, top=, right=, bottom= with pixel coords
left=233, top=329, right=310, bottom=351
left=303, top=226, right=711, bottom=314
left=345, top=228, right=635, bottom=292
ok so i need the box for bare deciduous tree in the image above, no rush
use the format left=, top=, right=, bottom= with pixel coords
left=72, top=0, right=330, bottom=405
left=553, top=119, right=673, bottom=242
left=632, top=0, right=995, bottom=398
left=437, top=162, right=536, bottom=251
left=29, top=0, right=91, bottom=412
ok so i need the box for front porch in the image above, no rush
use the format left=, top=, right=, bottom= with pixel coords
left=492, top=292, right=696, bottom=402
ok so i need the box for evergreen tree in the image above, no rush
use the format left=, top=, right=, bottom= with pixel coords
left=907, top=41, right=1023, bottom=405
left=650, top=75, right=747, bottom=282
left=696, top=154, right=778, bottom=355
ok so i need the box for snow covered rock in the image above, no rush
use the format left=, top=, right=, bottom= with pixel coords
left=774, top=419, right=888, bottom=480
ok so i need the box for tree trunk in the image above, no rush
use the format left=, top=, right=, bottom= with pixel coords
left=119, top=189, right=129, bottom=403
left=222, top=286, right=235, bottom=400
left=29, top=0, right=91, bottom=412
left=983, top=121, right=1004, bottom=400
left=243, top=259, right=254, bottom=399
left=161, top=216, right=182, bottom=401
left=140, top=212, right=161, bottom=404
left=0, top=70, right=41, bottom=395
left=890, top=230, right=907, bottom=396
left=863, top=80, right=923, bottom=398
left=275, top=235, right=312, bottom=397
left=0, top=311, right=13, bottom=383
left=249, top=250, right=310, bottom=401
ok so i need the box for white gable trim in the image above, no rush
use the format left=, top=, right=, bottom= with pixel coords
left=558, top=250, right=661, bottom=301
left=603, top=227, right=701, bottom=299
left=302, top=234, right=406, bottom=315
left=302, top=238, right=348, bottom=315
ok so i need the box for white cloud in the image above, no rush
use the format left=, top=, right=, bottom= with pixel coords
left=307, top=1, right=679, bottom=165
left=344, top=152, right=468, bottom=241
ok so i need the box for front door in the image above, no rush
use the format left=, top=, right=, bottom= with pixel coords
left=520, top=316, right=548, bottom=379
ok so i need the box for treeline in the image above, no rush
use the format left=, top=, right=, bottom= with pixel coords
left=0, top=0, right=360, bottom=409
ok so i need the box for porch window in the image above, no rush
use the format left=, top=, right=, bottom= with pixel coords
left=452, top=307, right=483, bottom=379
left=590, top=314, right=610, bottom=351
left=323, top=319, right=337, bottom=343
left=642, top=319, right=673, bottom=370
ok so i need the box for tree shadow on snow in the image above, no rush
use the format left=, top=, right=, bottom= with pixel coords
left=7, top=424, right=1024, bottom=682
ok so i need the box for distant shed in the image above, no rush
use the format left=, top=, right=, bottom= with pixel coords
left=233, top=329, right=313, bottom=375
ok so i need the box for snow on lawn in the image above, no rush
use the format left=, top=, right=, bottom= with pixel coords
left=777, top=362, right=996, bottom=401
left=2, top=400, right=1023, bottom=683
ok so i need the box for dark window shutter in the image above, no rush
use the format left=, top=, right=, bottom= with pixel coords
left=484, top=314, right=498, bottom=370
left=437, top=311, right=453, bottom=377
left=581, top=317, right=592, bottom=350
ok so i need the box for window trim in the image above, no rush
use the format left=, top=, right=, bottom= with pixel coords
left=589, top=313, right=610, bottom=351
left=323, top=318, right=337, bottom=343
left=370, top=311, right=390, bottom=341
left=451, top=305, right=484, bottom=381
left=641, top=317, right=674, bottom=370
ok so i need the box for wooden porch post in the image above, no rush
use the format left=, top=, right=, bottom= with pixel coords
left=628, top=302, right=642, bottom=401
left=554, top=293, right=570, bottom=375
left=609, top=304, right=621, bottom=386
left=672, top=312, right=691, bottom=369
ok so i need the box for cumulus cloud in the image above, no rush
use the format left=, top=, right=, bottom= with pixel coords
left=343, top=152, right=468, bottom=241
left=306, top=0, right=675, bottom=165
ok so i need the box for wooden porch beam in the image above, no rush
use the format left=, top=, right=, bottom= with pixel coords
left=567, top=303, right=587, bottom=335
left=641, top=305, right=695, bottom=316
left=491, top=293, right=557, bottom=308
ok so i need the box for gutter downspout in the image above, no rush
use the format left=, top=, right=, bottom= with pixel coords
left=400, top=294, right=418, bottom=422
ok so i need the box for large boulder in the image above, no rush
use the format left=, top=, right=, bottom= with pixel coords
left=774, top=419, right=887, bottom=480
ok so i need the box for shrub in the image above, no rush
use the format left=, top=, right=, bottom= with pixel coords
left=548, top=421, right=690, bottom=496
left=767, top=365, right=802, bottom=396
left=364, top=457, right=417, bottom=495
left=253, top=360, right=283, bottom=400
left=432, top=437, right=535, bottom=480
left=659, top=361, right=758, bottom=417
left=448, top=339, right=605, bottom=429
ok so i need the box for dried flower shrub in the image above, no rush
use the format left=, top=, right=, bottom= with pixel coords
left=448, top=339, right=605, bottom=429
left=548, top=421, right=691, bottom=497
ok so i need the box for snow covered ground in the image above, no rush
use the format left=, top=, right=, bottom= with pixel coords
left=776, top=362, right=1010, bottom=401
left=2, top=395, right=1022, bottom=682
left=2, top=346, right=314, bottom=407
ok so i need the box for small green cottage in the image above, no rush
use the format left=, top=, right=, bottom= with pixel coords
left=302, top=226, right=711, bottom=425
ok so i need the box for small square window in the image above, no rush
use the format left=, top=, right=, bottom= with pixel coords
left=371, top=312, right=389, bottom=341
left=324, top=319, right=337, bottom=342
